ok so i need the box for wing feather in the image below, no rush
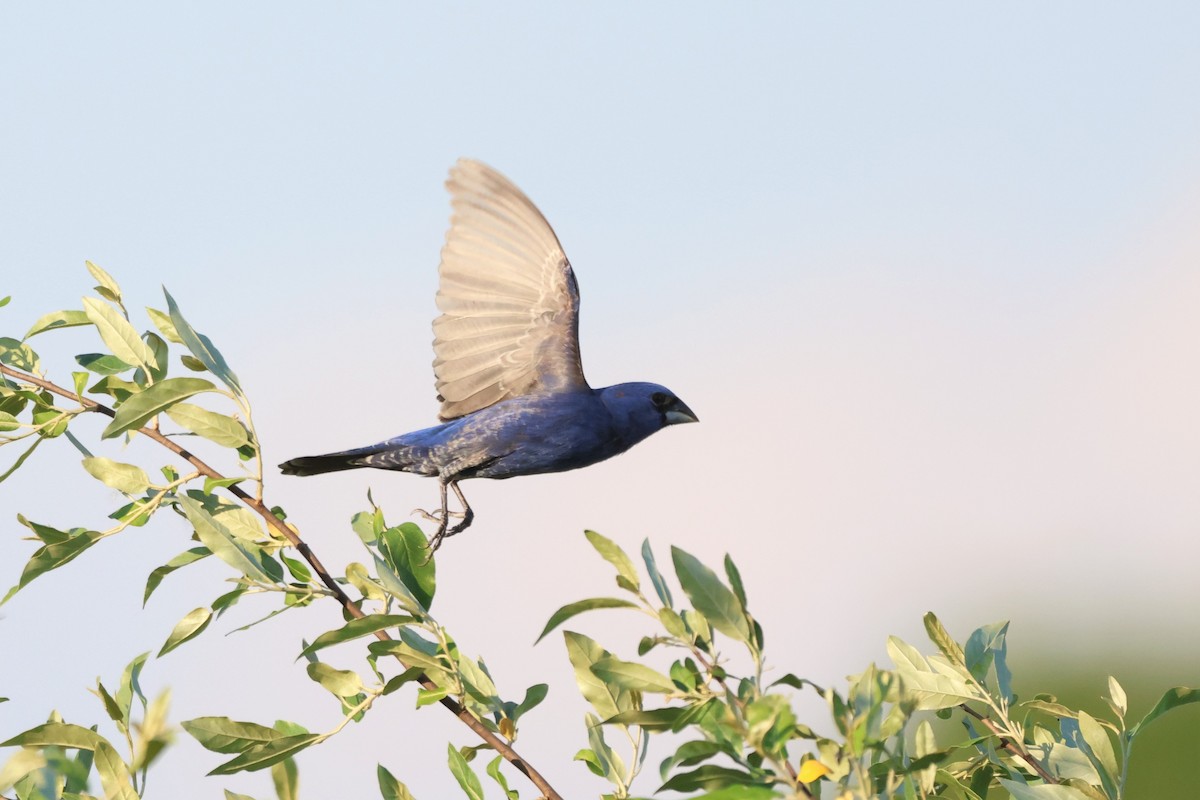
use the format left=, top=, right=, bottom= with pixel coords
left=432, top=159, right=587, bottom=420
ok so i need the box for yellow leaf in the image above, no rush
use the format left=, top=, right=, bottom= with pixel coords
left=798, top=759, right=831, bottom=783
left=498, top=717, right=515, bottom=740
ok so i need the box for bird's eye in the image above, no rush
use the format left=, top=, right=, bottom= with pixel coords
left=650, top=392, right=671, bottom=409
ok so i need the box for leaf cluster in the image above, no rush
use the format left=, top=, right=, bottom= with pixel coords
left=2, top=268, right=1196, bottom=800
left=542, top=535, right=1200, bottom=800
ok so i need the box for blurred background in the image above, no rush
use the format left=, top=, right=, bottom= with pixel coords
left=2, top=3, right=1198, bottom=797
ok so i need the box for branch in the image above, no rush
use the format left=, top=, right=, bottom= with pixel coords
left=0, top=363, right=563, bottom=800
left=959, top=704, right=1057, bottom=784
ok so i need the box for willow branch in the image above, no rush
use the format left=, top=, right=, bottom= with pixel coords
left=960, top=704, right=1057, bottom=784
left=0, top=363, right=562, bottom=800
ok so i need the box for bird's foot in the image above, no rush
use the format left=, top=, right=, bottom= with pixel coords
left=412, top=507, right=465, bottom=524
left=424, top=517, right=452, bottom=559
left=421, top=507, right=475, bottom=560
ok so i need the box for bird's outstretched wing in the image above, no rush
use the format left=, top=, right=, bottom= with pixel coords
left=432, top=159, right=588, bottom=421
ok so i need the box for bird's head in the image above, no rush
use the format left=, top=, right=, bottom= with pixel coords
left=598, top=382, right=698, bottom=445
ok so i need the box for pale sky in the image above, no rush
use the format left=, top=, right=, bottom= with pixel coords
left=2, top=4, right=1199, bottom=799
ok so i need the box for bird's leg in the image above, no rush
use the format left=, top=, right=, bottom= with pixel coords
left=422, top=480, right=475, bottom=555
left=424, top=479, right=454, bottom=553
left=412, top=476, right=465, bottom=523
left=441, top=481, right=474, bottom=539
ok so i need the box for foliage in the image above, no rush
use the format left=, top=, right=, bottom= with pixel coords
left=1, top=267, right=1196, bottom=800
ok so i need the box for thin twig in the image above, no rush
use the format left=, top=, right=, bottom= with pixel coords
left=960, top=704, right=1057, bottom=784
left=0, top=363, right=562, bottom=800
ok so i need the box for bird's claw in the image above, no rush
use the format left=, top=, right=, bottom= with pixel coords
left=411, top=507, right=465, bottom=523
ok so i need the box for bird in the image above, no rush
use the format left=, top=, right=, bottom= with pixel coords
left=279, top=159, right=697, bottom=552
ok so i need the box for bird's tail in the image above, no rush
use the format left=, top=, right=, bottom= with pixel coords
left=278, top=452, right=364, bottom=476
left=279, top=438, right=432, bottom=474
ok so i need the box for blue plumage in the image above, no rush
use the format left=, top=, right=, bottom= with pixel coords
left=280, top=161, right=696, bottom=550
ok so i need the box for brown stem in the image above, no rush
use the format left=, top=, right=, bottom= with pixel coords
left=960, top=704, right=1057, bottom=784
left=683, top=643, right=808, bottom=796
left=0, top=363, right=562, bottom=800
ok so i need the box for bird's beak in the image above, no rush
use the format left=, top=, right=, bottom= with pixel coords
left=665, top=400, right=699, bottom=425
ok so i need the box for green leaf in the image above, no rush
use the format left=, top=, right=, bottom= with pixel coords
left=136, top=688, right=172, bottom=773
left=998, top=780, right=1094, bottom=799
left=1106, top=675, right=1127, bottom=718
left=0, top=410, right=19, bottom=432
left=32, top=405, right=69, bottom=437
left=82, top=297, right=152, bottom=373
left=159, top=607, right=213, bottom=656
left=92, top=740, right=138, bottom=800
left=86, top=261, right=123, bottom=302
left=9, top=529, right=104, bottom=598
left=1073, top=710, right=1118, bottom=796
left=510, top=683, right=549, bottom=722
left=584, top=530, right=640, bottom=591
left=592, top=657, right=676, bottom=693
left=224, top=792, right=258, bottom=800
left=280, top=553, right=312, bottom=583
left=659, top=739, right=723, bottom=777
left=574, top=747, right=605, bottom=777
left=212, top=586, right=248, bottom=615
left=671, top=546, right=751, bottom=643
left=888, top=637, right=980, bottom=709
left=899, top=668, right=979, bottom=709
left=24, top=309, right=91, bottom=339
left=81, top=456, right=151, bottom=494
left=457, top=655, right=500, bottom=708
left=659, top=765, right=766, bottom=793
left=585, top=712, right=625, bottom=785
left=76, top=353, right=134, bottom=375
left=87, top=374, right=140, bottom=403
left=0, top=722, right=108, bottom=750
left=204, top=476, right=245, bottom=494
left=563, top=631, right=633, bottom=719
left=367, top=640, right=449, bottom=677
left=146, top=307, right=184, bottom=344
left=641, top=539, right=674, bottom=607
left=72, top=370, right=89, bottom=396
left=208, top=734, right=320, bottom=775
left=351, top=510, right=381, bottom=545
left=144, top=547, right=211, bottom=605
left=724, top=555, right=749, bottom=615
left=604, top=706, right=688, bottom=730
left=1131, top=686, right=1200, bottom=736
left=0, top=748, right=46, bottom=793
left=965, top=620, right=1012, bottom=700
left=102, top=376, right=216, bottom=438
left=382, top=668, right=426, bottom=695
left=182, top=717, right=284, bottom=754
left=144, top=332, right=169, bottom=381
left=0, top=438, right=44, bottom=488
left=165, top=402, right=249, bottom=448
left=484, top=755, right=518, bottom=800
left=178, top=493, right=281, bottom=584
left=678, top=785, right=779, bottom=800
left=923, top=612, right=966, bottom=667
left=447, top=745, right=484, bottom=800
left=0, top=294, right=8, bottom=307
left=536, top=597, right=639, bottom=643
left=115, top=652, right=149, bottom=723
left=165, top=288, right=243, bottom=396
left=379, top=523, right=435, bottom=611
left=306, top=662, right=364, bottom=698
left=377, top=765, right=415, bottom=800
left=0, top=337, right=40, bottom=371
left=417, top=687, right=450, bottom=707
